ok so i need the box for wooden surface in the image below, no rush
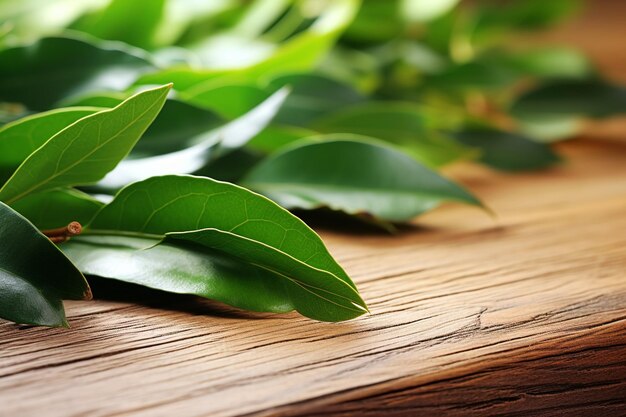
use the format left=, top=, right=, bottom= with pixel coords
left=2, top=3, right=626, bottom=417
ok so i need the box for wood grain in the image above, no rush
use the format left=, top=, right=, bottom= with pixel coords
left=2, top=3, right=626, bottom=416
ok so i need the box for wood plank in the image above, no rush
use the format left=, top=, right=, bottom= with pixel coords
left=2, top=1, right=626, bottom=415
left=1, top=138, right=625, bottom=416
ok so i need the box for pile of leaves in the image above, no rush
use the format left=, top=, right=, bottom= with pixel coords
left=1, top=0, right=624, bottom=327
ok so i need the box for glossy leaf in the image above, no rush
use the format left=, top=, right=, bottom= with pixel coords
left=0, top=84, right=171, bottom=204
left=0, top=35, right=155, bottom=110
left=242, top=136, right=482, bottom=222
left=63, top=235, right=293, bottom=314
left=0, top=107, right=102, bottom=183
left=0, top=202, right=90, bottom=327
left=74, top=175, right=367, bottom=322
left=94, top=88, right=289, bottom=192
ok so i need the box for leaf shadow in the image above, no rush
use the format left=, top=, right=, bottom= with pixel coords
left=292, top=208, right=423, bottom=237
left=87, top=276, right=281, bottom=320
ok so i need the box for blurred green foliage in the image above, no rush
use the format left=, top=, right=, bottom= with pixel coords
left=1, top=0, right=625, bottom=216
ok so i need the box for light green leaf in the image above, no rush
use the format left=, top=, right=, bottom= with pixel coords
left=402, top=0, right=460, bottom=23
left=72, top=175, right=367, bottom=322
left=0, top=35, right=156, bottom=110
left=184, top=84, right=270, bottom=119
left=0, top=201, right=90, bottom=327
left=242, top=136, right=482, bottom=222
left=71, top=0, right=165, bottom=49
left=0, top=0, right=106, bottom=41
left=516, top=114, right=583, bottom=143
left=505, top=47, right=593, bottom=80
left=0, top=84, right=171, bottom=204
left=136, top=0, right=360, bottom=91
left=0, top=107, right=102, bottom=183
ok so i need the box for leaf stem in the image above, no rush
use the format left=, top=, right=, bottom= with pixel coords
left=42, top=221, right=82, bottom=244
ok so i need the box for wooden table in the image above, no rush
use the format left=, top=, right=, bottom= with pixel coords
left=2, top=3, right=626, bottom=416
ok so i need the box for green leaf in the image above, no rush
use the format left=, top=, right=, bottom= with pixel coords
left=0, top=107, right=102, bottom=183
left=184, top=84, right=270, bottom=119
left=62, top=235, right=293, bottom=315
left=267, top=73, right=365, bottom=127
left=505, top=47, right=593, bottom=80
left=454, top=128, right=560, bottom=171
left=474, top=0, right=581, bottom=35
left=313, top=103, right=473, bottom=166
left=0, top=35, right=155, bottom=110
left=136, top=0, right=360, bottom=91
left=94, top=88, right=289, bottom=192
left=0, top=0, right=104, bottom=41
left=67, top=93, right=227, bottom=156
left=511, top=79, right=626, bottom=119
left=70, top=0, right=165, bottom=49
left=248, top=125, right=319, bottom=154
left=0, top=84, right=171, bottom=204
left=0, top=201, right=90, bottom=327
left=343, top=0, right=404, bottom=44
left=70, top=175, right=367, bottom=322
left=242, top=136, right=482, bottom=222
left=11, top=188, right=104, bottom=230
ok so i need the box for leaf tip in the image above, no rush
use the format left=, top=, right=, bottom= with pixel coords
left=83, top=286, right=93, bottom=301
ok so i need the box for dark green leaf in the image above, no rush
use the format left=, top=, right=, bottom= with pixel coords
left=0, top=35, right=155, bottom=110
left=0, top=202, right=90, bottom=327
left=511, top=79, right=626, bottom=119
left=242, top=136, right=482, bottom=222
left=73, top=175, right=367, bottom=322
left=313, top=103, right=473, bottom=166
left=455, top=128, right=560, bottom=171
left=63, top=235, right=293, bottom=314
